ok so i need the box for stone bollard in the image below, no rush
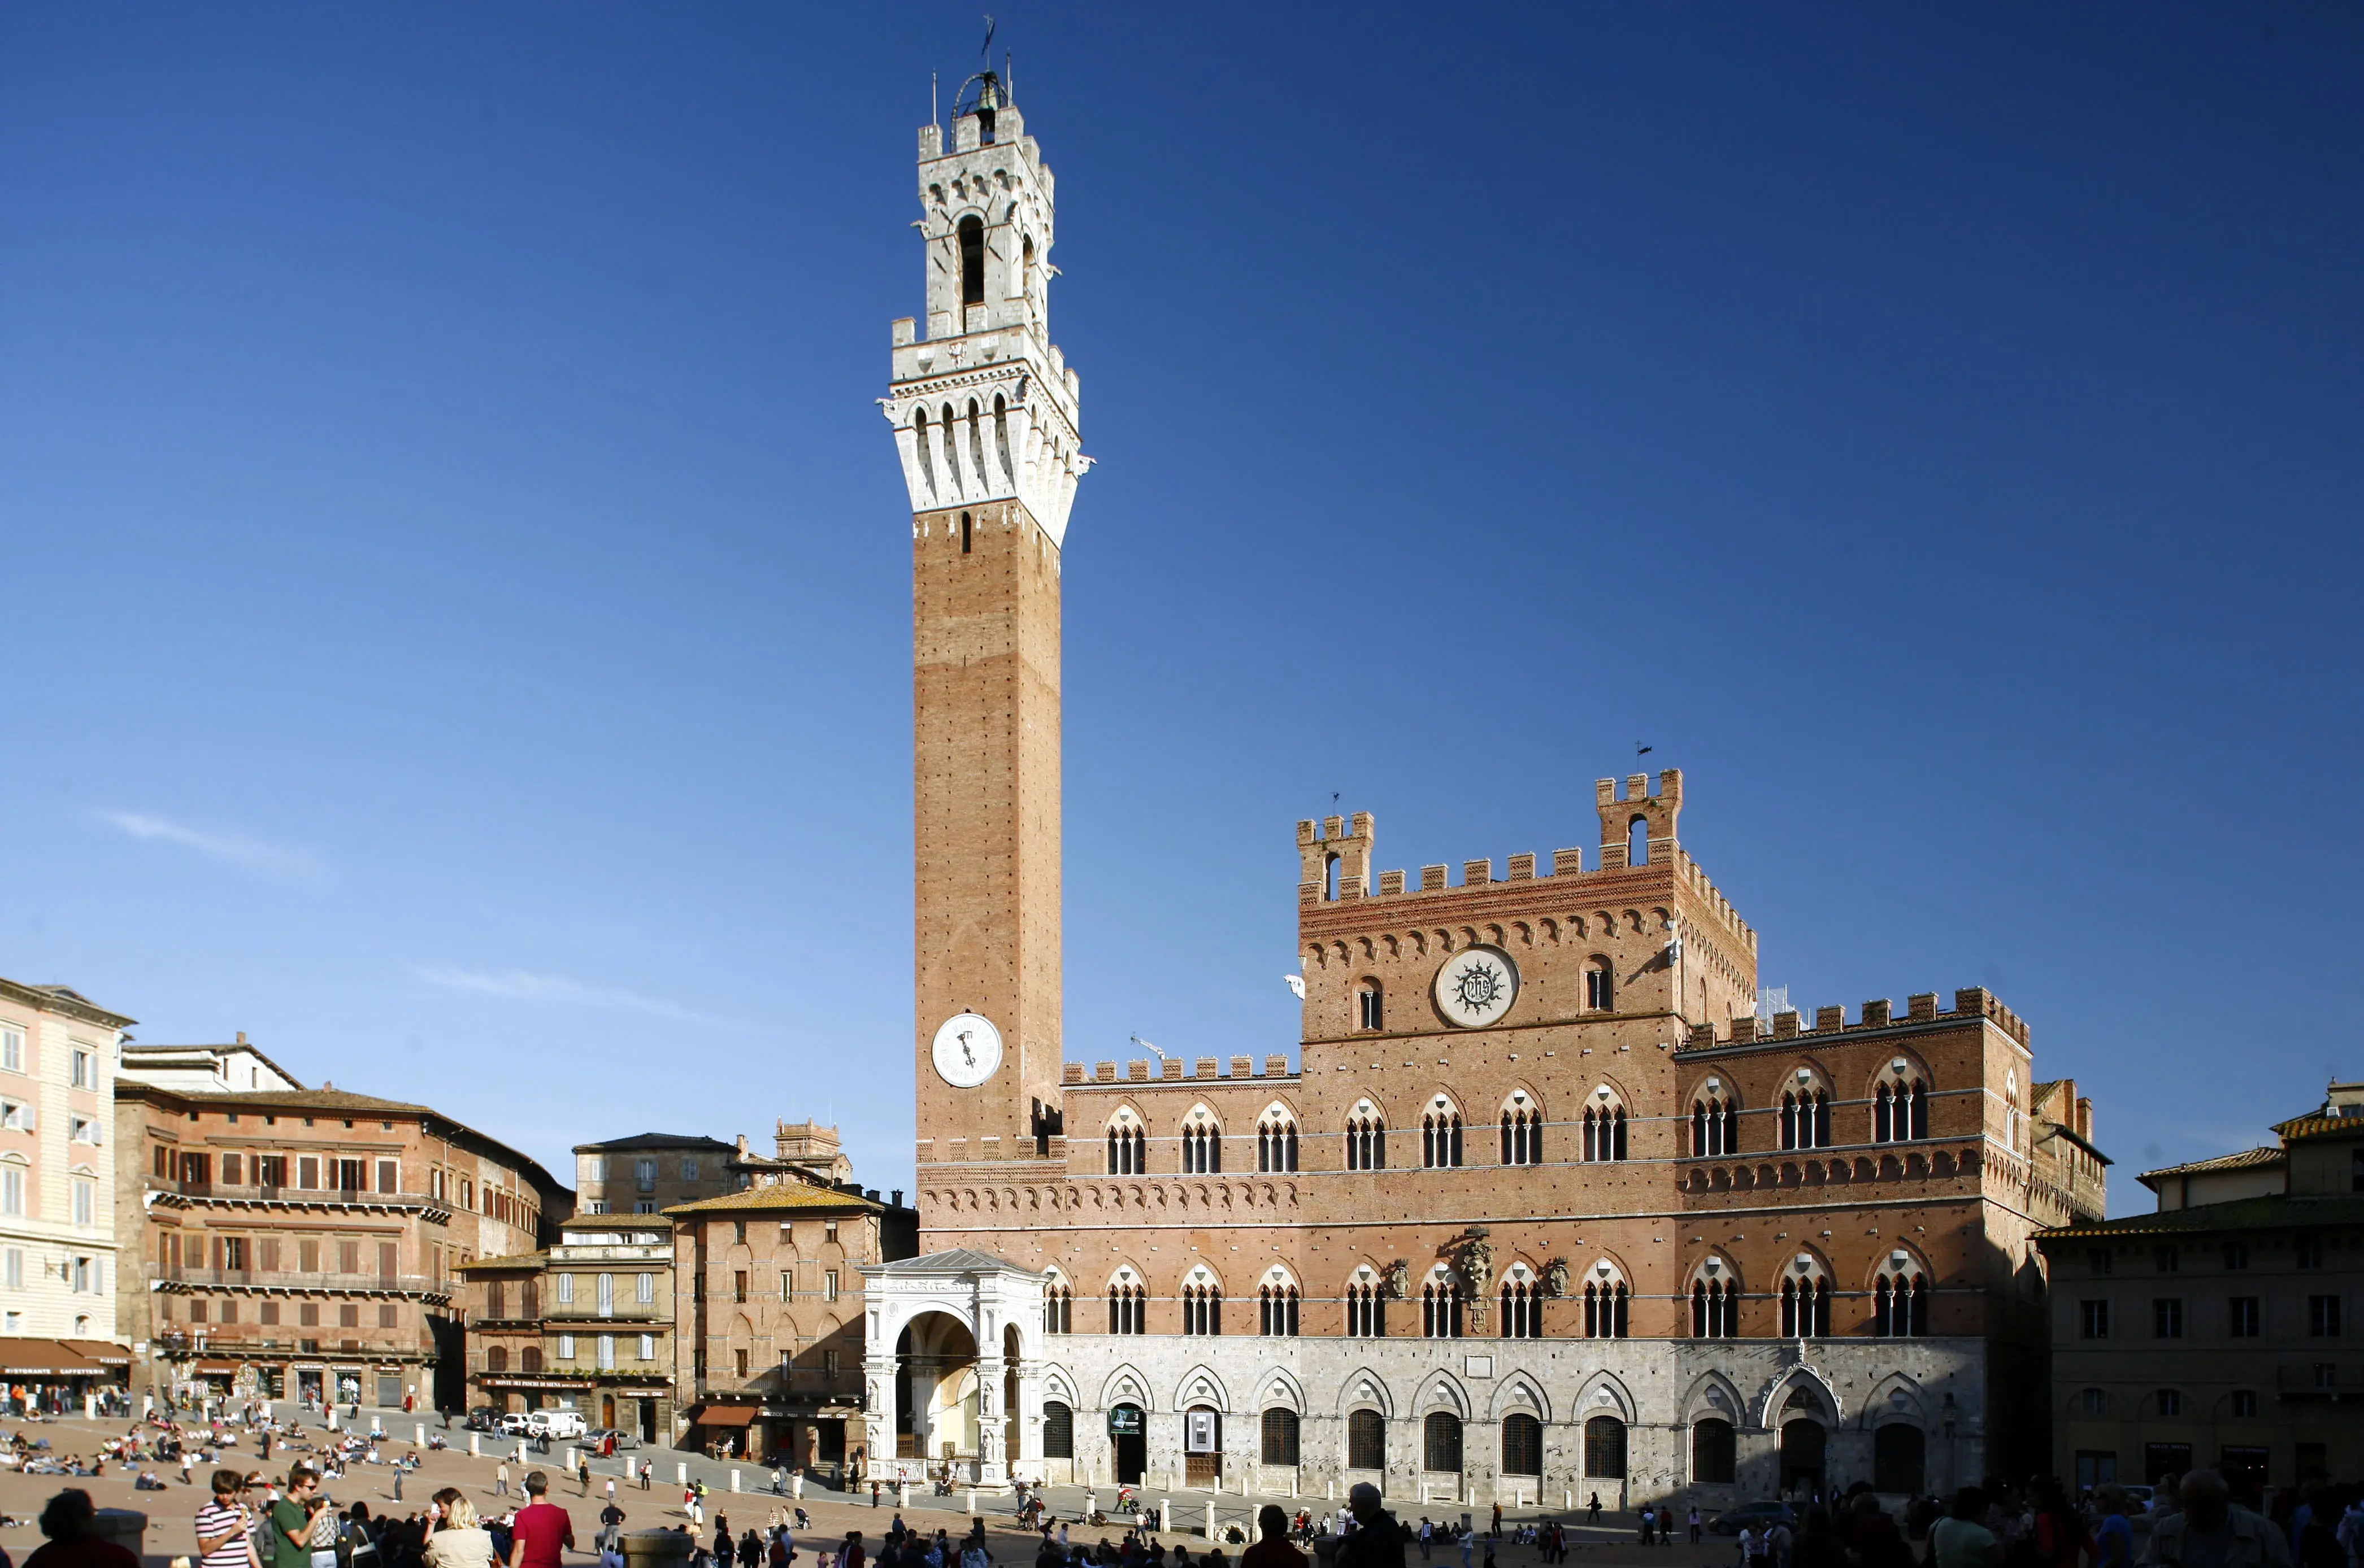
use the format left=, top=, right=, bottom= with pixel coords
left=966, top=1488, right=976, bottom=1516
left=898, top=1482, right=909, bottom=1510
left=623, top=1527, right=697, bottom=1568
left=792, top=1473, right=803, bottom=1500
left=1159, top=1500, right=1172, bottom=1532
left=677, top=1462, right=689, bottom=1485
left=91, top=1510, right=146, bottom=1560
left=416, top=1425, right=427, bottom=1447
left=470, top=1435, right=482, bottom=1457
left=1205, top=1501, right=1215, bottom=1539
left=566, top=1449, right=577, bottom=1473
left=731, top=1471, right=741, bottom=1493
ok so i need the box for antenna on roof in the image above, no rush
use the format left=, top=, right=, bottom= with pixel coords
left=932, top=71, right=938, bottom=129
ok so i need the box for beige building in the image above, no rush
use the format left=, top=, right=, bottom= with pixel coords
left=0, top=978, right=133, bottom=1348
left=114, top=1049, right=567, bottom=1410
left=670, top=1180, right=918, bottom=1472
left=575, top=1134, right=737, bottom=1216
left=2036, top=1078, right=2364, bottom=1500
left=459, top=1213, right=677, bottom=1439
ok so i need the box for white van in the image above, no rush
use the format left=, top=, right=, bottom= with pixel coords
left=528, top=1409, right=586, bottom=1440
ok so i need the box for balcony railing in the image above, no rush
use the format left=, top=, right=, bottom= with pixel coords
left=158, top=1268, right=451, bottom=1299
left=157, top=1181, right=452, bottom=1218
left=2276, top=1360, right=2362, bottom=1395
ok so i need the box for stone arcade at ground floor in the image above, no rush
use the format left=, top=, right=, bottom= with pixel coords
left=863, top=1251, right=1983, bottom=1506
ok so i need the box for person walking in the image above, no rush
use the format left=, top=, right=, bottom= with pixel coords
left=1689, top=1510, right=1702, bottom=1546
left=1586, top=1497, right=1601, bottom=1530
left=497, top=1464, right=512, bottom=1499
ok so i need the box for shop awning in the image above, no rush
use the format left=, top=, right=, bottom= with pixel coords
left=690, top=1405, right=758, bottom=1427
left=60, top=1340, right=131, bottom=1368
left=0, top=1339, right=105, bottom=1378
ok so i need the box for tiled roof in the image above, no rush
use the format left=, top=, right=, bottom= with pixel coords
left=575, top=1133, right=738, bottom=1153
left=2137, top=1147, right=2286, bottom=1187
left=2272, top=1110, right=2364, bottom=1143
left=664, top=1184, right=885, bottom=1216
left=2038, top=1192, right=2364, bottom=1242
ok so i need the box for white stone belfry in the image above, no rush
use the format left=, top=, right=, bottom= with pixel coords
left=860, top=1248, right=1049, bottom=1489
left=880, top=72, right=1090, bottom=547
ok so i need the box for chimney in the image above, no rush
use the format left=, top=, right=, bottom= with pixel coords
left=890, top=1190, right=903, bottom=1208
left=236, top=1032, right=247, bottom=1046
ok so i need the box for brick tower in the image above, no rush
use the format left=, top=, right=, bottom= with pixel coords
left=884, top=73, right=1088, bottom=1183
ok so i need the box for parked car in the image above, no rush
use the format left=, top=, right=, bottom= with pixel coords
left=585, top=1427, right=642, bottom=1452
left=463, top=1408, right=499, bottom=1433
left=1709, top=1503, right=1800, bottom=1536
left=497, top=1412, right=535, bottom=1436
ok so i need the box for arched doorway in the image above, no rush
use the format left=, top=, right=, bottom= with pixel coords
left=1873, top=1424, right=1924, bottom=1494
left=1109, top=1402, right=1147, bottom=1484
left=1779, top=1418, right=1826, bottom=1493
left=894, top=1312, right=979, bottom=1475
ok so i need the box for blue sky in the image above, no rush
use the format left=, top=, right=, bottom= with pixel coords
left=3, top=6, right=2358, bottom=1213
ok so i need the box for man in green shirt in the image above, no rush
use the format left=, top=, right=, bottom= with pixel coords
left=272, top=1467, right=333, bottom=1568
left=1929, top=1489, right=2000, bottom=1568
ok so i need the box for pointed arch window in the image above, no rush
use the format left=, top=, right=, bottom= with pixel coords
left=1583, top=1275, right=1629, bottom=1339
left=1259, top=1282, right=1301, bottom=1337
left=1781, top=1265, right=1832, bottom=1339
left=1874, top=1074, right=1930, bottom=1143
left=1500, top=1096, right=1544, bottom=1166
left=958, top=215, right=985, bottom=308
left=1357, top=982, right=1384, bottom=1032
left=1691, top=1090, right=1735, bottom=1157
left=1781, top=1083, right=1832, bottom=1151
left=1423, top=1101, right=1463, bottom=1169
left=1181, top=1281, right=1222, bottom=1336
left=1875, top=1261, right=1929, bottom=1338
left=1499, top=1276, right=1541, bottom=1339
left=1181, top=1115, right=1223, bottom=1174
left=1583, top=1094, right=1627, bottom=1162
left=1422, top=1274, right=1465, bottom=1339
left=1044, top=1279, right=1073, bottom=1335
left=1345, top=1280, right=1385, bottom=1338
left=1345, top=1110, right=1387, bottom=1171
left=1584, top=960, right=1614, bottom=1012
left=1259, top=1113, right=1300, bottom=1173
left=1107, top=1279, right=1146, bottom=1335
left=1691, top=1265, right=1738, bottom=1338
left=1106, top=1118, right=1146, bottom=1175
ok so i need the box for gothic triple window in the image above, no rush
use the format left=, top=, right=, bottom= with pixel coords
left=1583, top=1098, right=1628, bottom=1162
left=1106, top=1111, right=1146, bottom=1175
left=1180, top=1109, right=1222, bottom=1174
left=1691, top=1266, right=1738, bottom=1338
left=1780, top=1080, right=1832, bottom=1151
left=1258, top=1109, right=1300, bottom=1173
left=1499, top=1275, right=1542, bottom=1339
left=1422, top=1271, right=1465, bottom=1339
left=1344, top=1279, right=1385, bottom=1338
left=1107, top=1274, right=1146, bottom=1335
left=1875, top=1263, right=1929, bottom=1338
left=1181, top=1277, right=1222, bottom=1336
left=1422, top=1097, right=1463, bottom=1169
left=1043, top=1273, right=1073, bottom=1335
left=1259, top=1278, right=1301, bottom=1338
left=1691, top=1088, right=1736, bottom=1157
left=1345, top=1104, right=1387, bottom=1171
left=1875, top=1074, right=1931, bottom=1142
left=1500, top=1093, right=1544, bottom=1166
left=1781, top=1258, right=1833, bottom=1339
left=1583, top=1276, right=1630, bottom=1339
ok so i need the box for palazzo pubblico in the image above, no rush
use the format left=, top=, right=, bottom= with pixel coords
left=857, top=75, right=2107, bottom=1510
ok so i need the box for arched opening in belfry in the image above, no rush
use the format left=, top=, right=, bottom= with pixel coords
left=958, top=216, right=986, bottom=308
left=894, top=1311, right=979, bottom=1467
left=1324, top=852, right=1339, bottom=901
left=1628, top=815, right=1650, bottom=866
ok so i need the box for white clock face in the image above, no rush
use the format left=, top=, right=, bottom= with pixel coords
left=931, top=1012, right=1004, bottom=1088
left=1433, top=946, right=1519, bottom=1027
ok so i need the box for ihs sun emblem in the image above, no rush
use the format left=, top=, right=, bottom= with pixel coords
left=1453, top=959, right=1506, bottom=1014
